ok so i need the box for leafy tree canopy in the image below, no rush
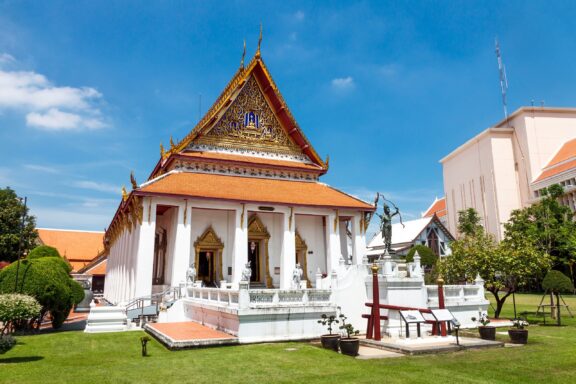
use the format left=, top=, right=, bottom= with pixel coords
left=440, top=208, right=550, bottom=318
left=0, top=188, right=38, bottom=263
left=0, top=247, right=83, bottom=329
left=28, top=245, right=60, bottom=260
left=406, top=245, right=437, bottom=267
left=542, top=270, right=574, bottom=293
left=457, top=208, right=484, bottom=238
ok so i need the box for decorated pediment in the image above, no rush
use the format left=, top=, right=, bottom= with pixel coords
left=195, top=75, right=302, bottom=156
left=248, top=214, right=270, bottom=236
left=194, top=226, right=224, bottom=249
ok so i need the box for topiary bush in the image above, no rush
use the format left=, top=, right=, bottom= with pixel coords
left=406, top=245, right=438, bottom=267
left=27, top=245, right=60, bottom=260
left=0, top=256, right=83, bottom=330
left=542, top=270, right=574, bottom=293
left=0, top=334, right=16, bottom=354
left=0, top=293, right=41, bottom=335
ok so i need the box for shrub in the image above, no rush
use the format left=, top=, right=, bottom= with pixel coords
left=0, top=294, right=41, bottom=335
left=0, top=334, right=16, bottom=354
left=27, top=245, right=60, bottom=260
left=0, top=256, right=83, bottom=330
left=406, top=245, right=438, bottom=267
left=542, top=270, right=574, bottom=293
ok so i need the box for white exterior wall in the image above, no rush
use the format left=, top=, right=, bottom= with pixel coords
left=295, top=215, right=327, bottom=279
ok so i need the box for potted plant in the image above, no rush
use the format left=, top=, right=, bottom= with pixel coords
left=508, top=318, right=529, bottom=344
left=338, top=314, right=360, bottom=357
left=317, top=314, right=340, bottom=351
left=471, top=314, right=496, bottom=341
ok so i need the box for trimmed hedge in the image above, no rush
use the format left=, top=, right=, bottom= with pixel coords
left=406, top=245, right=438, bottom=267
left=542, top=270, right=574, bottom=293
left=27, top=245, right=61, bottom=260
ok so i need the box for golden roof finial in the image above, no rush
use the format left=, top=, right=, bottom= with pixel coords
left=169, top=135, right=176, bottom=151
left=240, top=39, right=246, bottom=69
left=130, top=171, right=138, bottom=190
left=121, top=185, right=128, bottom=201
left=256, top=23, right=263, bottom=58
left=325, top=154, right=330, bottom=169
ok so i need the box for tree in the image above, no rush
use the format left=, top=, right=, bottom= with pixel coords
left=406, top=245, right=438, bottom=284
left=542, top=270, right=574, bottom=326
left=440, top=208, right=551, bottom=318
left=0, top=188, right=38, bottom=262
left=0, top=246, right=84, bottom=329
left=504, top=184, right=576, bottom=280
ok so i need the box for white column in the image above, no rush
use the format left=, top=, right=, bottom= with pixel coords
left=232, top=204, right=248, bottom=287
left=351, top=213, right=366, bottom=265
left=134, top=198, right=157, bottom=299
left=325, top=211, right=341, bottom=275
left=280, top=210, right=296, bottom=289
left=171, top=201, right=192, bottom=287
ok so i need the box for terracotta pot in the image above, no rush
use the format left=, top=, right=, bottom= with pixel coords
left=339, top=338, right=360, bottom=357
left=508, top=329, right=528, bottom=344
left=478, top=326, right=496, bottom=341
left=320, top=334, right=340, bottom=351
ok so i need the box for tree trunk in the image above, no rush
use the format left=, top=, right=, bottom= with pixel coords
left=556, top=292, right=561, bottom=326
left=489, top=289, right=512, bottom=319
left=550, top=292, right=556, bottom=319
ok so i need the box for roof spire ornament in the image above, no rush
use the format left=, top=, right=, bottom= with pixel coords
left=130, top=171, right=138, bottom=190
left=121, top=185, right=128, bottom=202
left=160, top=142, right=165, bottom=158
left=169, top=135, right=176, bottom=151
left=256, top=23, right=263, bottom=58
left=240, top=39, right=246, bottom=69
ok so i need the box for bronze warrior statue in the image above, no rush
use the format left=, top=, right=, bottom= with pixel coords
left=374, top=193, right=403, bottom=254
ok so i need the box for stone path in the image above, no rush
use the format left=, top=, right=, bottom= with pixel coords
left=145, top=321, right=238, bottom=349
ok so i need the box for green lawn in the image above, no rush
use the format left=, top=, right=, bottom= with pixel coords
left=1, top=294, right=576, bottom=384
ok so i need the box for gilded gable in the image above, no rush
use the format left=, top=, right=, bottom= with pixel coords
left=195, top=75, right=302, bottom=156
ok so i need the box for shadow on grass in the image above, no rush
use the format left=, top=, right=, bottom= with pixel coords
left=0, top=356, right=44, bottom=364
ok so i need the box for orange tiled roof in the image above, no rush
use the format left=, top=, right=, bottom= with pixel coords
left=535, top=138, right=576, bottom=182
left=37, top=229, right=104, bottom=272
left=423, top=197, right=447, bottom=218
left=176, top=152, right=324, bottom=171
left=84, top=259, right=107, bottom=276
left=138, top=172, right=374, bottom=210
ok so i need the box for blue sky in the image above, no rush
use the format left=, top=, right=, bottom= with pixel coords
left=1, top=1, right=576, bottom=236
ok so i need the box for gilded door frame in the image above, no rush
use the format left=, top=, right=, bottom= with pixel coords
left=295, top=230, right=311, bottom=288
left=193, top=226, right=224, bottom=283
left=248, top=214, right=272, bottom=288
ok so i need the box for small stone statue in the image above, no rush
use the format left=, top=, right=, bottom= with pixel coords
left=186, top=262, right=197, bottom=284
left=241, top=261, right=252, bottom=282
left=292, top=263, right=303, bottom=289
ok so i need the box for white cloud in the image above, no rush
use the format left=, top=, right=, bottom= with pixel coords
left=0, top=55, right=108, bottom=131
left=331, top=76, right=355, bottom=90
left=31, top=207, right=113, bottom=231
left=294, top=10, right=305, bottom=22
left=73, top=180, right=121, bottom=195
left=23, top=164, right=61, bottom=174
left=0, top=53, right=15, bottom=65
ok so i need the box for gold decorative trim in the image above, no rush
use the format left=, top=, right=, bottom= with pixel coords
left=240, top=203, right=245, bottom=229
left=121, top=186, right=128, bottom=202
left=147, top=198, right=152, bottom=224
left=288, top=207, right=294, bottom=231
left=183, top=200, right=188, bottom=225
left=333, top=209, right=339, bottom=233
left=130, top=171, right=138, bottom=190
left=194, top=226, right=225, bottom=283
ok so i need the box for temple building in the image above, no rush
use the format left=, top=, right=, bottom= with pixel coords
left=441, top=107, right=576, bottom=240
left=103, top=49, right=375, bottom=305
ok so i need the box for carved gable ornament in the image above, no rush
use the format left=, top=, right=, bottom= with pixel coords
left=197, top=75, right=302, bottom=156
left=248, top=214, right=270, bottom=237
left=194, top=226, right=224, bottom=249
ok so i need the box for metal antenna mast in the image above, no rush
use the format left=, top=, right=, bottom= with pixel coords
left=495, top=38, right=509, bottom=126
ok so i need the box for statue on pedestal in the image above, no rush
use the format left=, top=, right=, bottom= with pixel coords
left=374, top=193, right=404, bottom=254
left=292, top=263, right=303, bottom=289
left=241, top=261, right=252, bottom=282
left=187, top=262, right=197, bottom=284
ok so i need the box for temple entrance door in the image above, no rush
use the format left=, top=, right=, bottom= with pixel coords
left=248, top=240, right=260, bottom=283
left=194, top=226, right=225, bottom=287
left=295, top=231, right=311, bottom=288
left=427, top=228, right=439, bottom=256
left=247, top=215, right=272, bottom=287
left=198, top=250, right=215, bottom=286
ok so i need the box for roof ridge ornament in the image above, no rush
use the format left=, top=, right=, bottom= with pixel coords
left=240, top=39, right=246, bottom=69
left=256, top=23, right=263, bottom=58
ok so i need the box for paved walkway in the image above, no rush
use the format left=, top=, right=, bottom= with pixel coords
left=145, top=321, right=238, bottom=349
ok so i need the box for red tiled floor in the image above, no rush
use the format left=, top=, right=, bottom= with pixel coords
left=147, top=321, right=235, bottom=341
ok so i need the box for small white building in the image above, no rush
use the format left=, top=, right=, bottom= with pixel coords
left=441, top=107, right=576, bottom=240
left=366, top=215, right=454, bottom=259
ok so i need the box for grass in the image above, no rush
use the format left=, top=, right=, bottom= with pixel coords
left=1, top=294, right=575, bottom=384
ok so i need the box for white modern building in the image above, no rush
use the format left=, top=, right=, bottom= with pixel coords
left=441, top=107, right=576, bottom=240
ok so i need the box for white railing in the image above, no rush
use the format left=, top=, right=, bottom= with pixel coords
left=425, top=284, right=484, bottom=303
left=186, top=286, right=332, bottom=308
left=187, top=287, right=239, bottom=306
